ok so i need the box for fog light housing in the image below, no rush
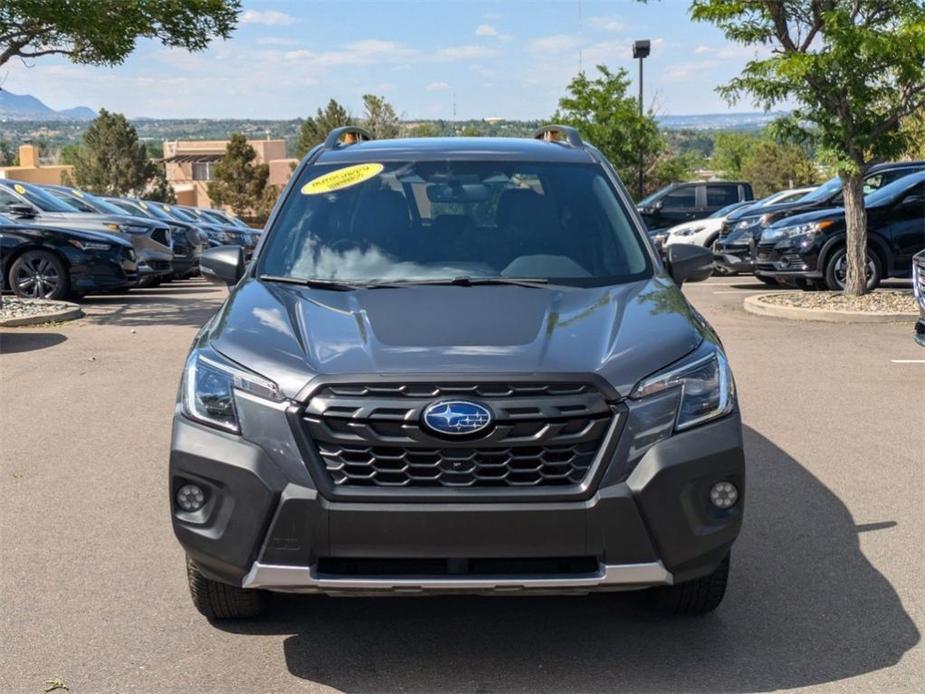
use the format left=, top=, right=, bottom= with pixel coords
left=176, top=484, right=206, bottom=512
left=709, top=481, right=739, bottom=509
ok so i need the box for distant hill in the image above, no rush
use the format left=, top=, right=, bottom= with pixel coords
left=656, top=111, right=787, bottom=131
left=0, top=91, right=96, bottom=121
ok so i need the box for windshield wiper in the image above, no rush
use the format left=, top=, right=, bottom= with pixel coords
left=259, top=274, right=361, bottom=291
left=368, top=277, right=551, bottom=289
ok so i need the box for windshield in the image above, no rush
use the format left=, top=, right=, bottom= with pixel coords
left=710, top=201, right=746, bottom=218
left=259, top=160, right=651, bottom=286
left=865, top=172, right=925, bottom=207
left=163, top=205, right=198, bottom=223
left=799, top=176, right=842, bottom=203
left=7, top=182, right=78, bottom=212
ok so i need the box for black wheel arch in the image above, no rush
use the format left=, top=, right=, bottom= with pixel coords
left=2, top=243, right=72, bottom=290
left=818, top=233, right=891, bottom=274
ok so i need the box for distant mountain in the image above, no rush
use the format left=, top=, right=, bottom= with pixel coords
left=657, top=111, right=787, bottom=131
left=0, top=91, right=96, bottom=121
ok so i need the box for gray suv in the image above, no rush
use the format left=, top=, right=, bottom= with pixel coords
left=171, top=126, right=744, bottom=619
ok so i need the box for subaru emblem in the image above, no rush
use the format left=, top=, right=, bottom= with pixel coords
left=422, top=400, right=493, bottom=436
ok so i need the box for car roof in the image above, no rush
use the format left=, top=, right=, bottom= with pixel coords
left=314, top=137, right=598, bottom=164
left=870, top=160, right=925, bottom=172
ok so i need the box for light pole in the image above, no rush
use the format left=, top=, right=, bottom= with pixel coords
left=633, top=39, right=650, bottom=201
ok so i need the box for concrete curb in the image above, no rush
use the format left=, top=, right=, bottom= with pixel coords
left=744, top=293, right=917, bottom=324
left=0, top=301, right=83, bottom=327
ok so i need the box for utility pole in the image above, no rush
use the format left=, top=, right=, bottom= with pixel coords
left=633, top=39, right=651, bottom=201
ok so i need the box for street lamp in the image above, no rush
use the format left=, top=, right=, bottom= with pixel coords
left=633, top=39, right=651, bottom=200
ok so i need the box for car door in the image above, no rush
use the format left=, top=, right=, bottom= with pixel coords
left=656, top=184, right=699, bottom=227
left=886, top=181, right=925, bottom=272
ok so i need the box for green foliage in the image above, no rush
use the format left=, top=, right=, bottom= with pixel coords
left=711, top=132, right=762, bottom=179
left=647, top=151, right=705, bottom=193
left=362, top=94, right=400, bottom=140
left=740, top=141, right=819, bottom=197
left=551, top=65, right=664, bottom=190
left=69, top=109, right=154, bottom=196
left=0, top=0, right=240, bottom=67
left=295, top=100, right=353, bottom=157
left=207, top=133, right=269, bottom=217
left=405, top=122, right=440, bottom=138
left=146, top=164, right=177, bottom=203
left=690, top=0, right=925, bottom=295
left=0, top=139, right=17, bottom=166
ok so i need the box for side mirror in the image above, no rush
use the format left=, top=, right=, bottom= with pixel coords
left=666, top=243, right=713, bottom=285
left=200, top=245, right=245, bottom=286
left=653, top=200, right=664, bottom=211
left=901, top=194, right=925, bottom=207
left=8, top=203, right=36, bottom=218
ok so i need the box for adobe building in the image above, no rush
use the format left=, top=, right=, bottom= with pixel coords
left=0, top=144, right=73, bottom=184
left=162, top=138, right=297, bottom=207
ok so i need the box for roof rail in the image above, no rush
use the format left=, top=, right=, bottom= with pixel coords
left=324, top=126, right=374, bottom=149
left=532, top=125, right=584, bottom=148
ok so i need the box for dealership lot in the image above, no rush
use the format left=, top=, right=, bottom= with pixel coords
left=0, top=277, right=922, bottom=693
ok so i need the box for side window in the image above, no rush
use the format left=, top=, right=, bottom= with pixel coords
left=661, top=186, right=696, bottom=209
left=0, top=189, right=21, bottom=211
left=706, top=185, right=740, bottom=207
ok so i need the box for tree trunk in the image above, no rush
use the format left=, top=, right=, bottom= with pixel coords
left=841, top=171, right=868, bottom=297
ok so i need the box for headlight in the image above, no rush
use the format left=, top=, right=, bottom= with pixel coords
left=68, top=239, right=111, bottom=251
left=631, top=343, right=735, bottom=431
left=761, top=220, right=834, bottom=244
left=181, top=351, right=283, bottom=433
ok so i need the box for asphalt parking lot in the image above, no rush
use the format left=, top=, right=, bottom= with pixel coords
left=1, top=276, right=922, bottom=693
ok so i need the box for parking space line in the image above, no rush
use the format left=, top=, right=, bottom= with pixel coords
left=890, top=359, right=925, bottom=363
left=712, top=290, right=762, bottom=294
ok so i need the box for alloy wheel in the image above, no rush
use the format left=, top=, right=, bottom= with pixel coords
left=13, top=253, right=62, bottom=299
left=833, top=255, right=875, bottom=290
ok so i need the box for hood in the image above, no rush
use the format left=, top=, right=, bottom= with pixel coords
left=33, top=211, right=166, bottom=230
left=207, top=277, right=704, bottom=400
left=767, top=207, right=844, bottom=228
left=726, top=198, right=818, bottom=223
left=11, top=222, right=134, bottom=247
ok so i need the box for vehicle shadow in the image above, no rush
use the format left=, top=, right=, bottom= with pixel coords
left=79, top=279, right=223, bottom=328
left=0, top=331, right=67, bottom=354
left=213, top=426, right=918, bottom=692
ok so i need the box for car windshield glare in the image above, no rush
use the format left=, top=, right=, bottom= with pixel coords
left=259, top=160, right=651, bottom=286
left=799, top=176, right=842, bottom=203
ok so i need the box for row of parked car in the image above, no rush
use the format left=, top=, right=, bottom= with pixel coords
left=641, top=160, right=925, bottom=291
left=0, top=180, right=261, bottom=300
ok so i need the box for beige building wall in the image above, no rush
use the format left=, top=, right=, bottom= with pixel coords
left=163, top=138, right=295, bottom=210
left=0, top=144, right=73, bottom=185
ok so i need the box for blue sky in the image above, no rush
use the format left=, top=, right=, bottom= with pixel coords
left=7, top=0, right=775, bottom=120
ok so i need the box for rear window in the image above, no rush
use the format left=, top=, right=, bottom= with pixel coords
left=706, top=185, right=740, bottom=207
left=661, top=187, right=696, bottom=208
left=259, top=160, right=651, bottom=285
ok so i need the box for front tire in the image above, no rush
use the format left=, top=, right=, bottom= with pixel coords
left=756, top=275, right=780, bottom=286
left=9, top=250, right=70, bottom=300
left=186, top=557, right=264, bottom=619
left=649, top=553, right=730, bottom=615
left=824, top=248, right=881, bottom=291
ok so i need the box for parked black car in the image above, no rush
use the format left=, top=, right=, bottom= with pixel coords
left=98, top=196, right=204, bottom=279
left=913, top=250, right=925, bottom=346
left=637, top=181, right=754, bottom=232
left=755, top=170, right=925, bottom=290
left=0, top=213, right=137, bottom=299
left=172, top=126, right=742, bottom=620
left=714, top=160, right=925, bottom=276
left=0, top=180, right=172, bottom=287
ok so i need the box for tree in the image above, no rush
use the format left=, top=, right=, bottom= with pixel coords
left=68, top=109, right=153, bottom=196
left=551, top=65, right=665, bottom=198
left=740, top=141, right=819, bottom=197
left=690, top=0, right=925, bottom=296
left=362, top=94, right=400, bottom=139
left=0, top=0, right=239, bottom=68
left=712, top=132, right=763, bottom=179
left=207, top=134, right=269, bottom=217
left=406, top=122, right=439, bottom=138
left=295, top=99, right=353, bottom=157
left=647, top=151, right=704, bottom=194
left=146, top=164, right=178, bottom=204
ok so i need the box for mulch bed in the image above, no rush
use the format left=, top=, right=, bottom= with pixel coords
left=759, top=289, right=916, bottom=314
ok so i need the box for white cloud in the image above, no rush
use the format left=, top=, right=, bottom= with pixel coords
left=694, top=44, right=713, bottom=54
left=436, top=45, right=497, bottom=60
left=588, top=16, right=625, bottom=32
left=475, top=24, right=498, bottom=37
left=530, top=34, right=582, bottom=54
left=256, top=36, right=298, bottom=46
left=240, top=9, right=295, bottom=26
left=426, top=81, right=450, bottom=91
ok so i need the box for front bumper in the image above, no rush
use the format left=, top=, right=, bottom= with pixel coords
left=170, top=391, right=745, bottom=594
left=713, top=241, right=754, bottom=273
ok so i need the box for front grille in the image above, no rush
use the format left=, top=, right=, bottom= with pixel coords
left=148, top=259, right=171, bottom=271
left=298, top=380, right=617, bottom=493
left=913, top=255, right=925, bottom=310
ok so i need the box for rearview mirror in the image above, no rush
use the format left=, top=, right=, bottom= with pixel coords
left=666, top=243, right=713, bottom=285
left=200, top=245, right=245, bottom=286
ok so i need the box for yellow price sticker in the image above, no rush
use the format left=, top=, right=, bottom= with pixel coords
left=73, top=189, right=84, bottom=198
left=301, top=163, right=384, bottom=195
left=14, top=183, right=26, bottom=194
left=163, top=204, right=172, bottom=211
left=139, top=201, right=148, bottom=210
